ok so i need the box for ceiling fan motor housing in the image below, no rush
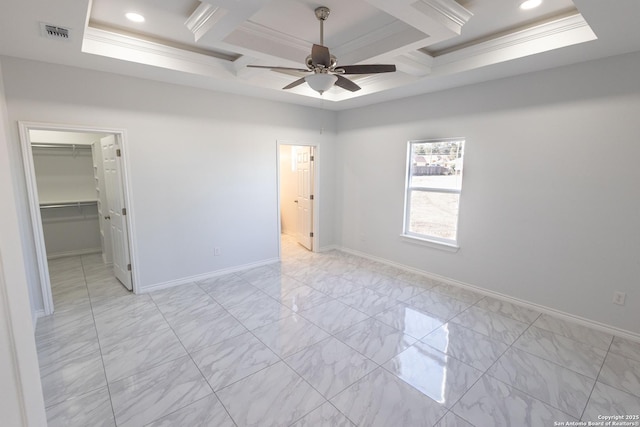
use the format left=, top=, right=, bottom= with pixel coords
left=246, top=5, right=396, bottom=94
left=315, top=7, right=330, bottom=21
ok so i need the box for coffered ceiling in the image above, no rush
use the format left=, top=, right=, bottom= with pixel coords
left=1, top=0, right=640, bottom=110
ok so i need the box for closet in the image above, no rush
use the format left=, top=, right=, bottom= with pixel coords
left=28, top=129, right=132, bottom=295
left=33, top=142, right=103, bottom=259
left=20, top=126, right=134, bottom=317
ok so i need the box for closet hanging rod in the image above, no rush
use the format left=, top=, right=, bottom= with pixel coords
left=39, top=201, right=98, bottom=209
left=31, top=143, right=92, bottom=150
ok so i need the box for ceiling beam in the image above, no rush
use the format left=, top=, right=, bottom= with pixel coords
left=364, top=0, right=473, bottom=47
left=185, top=0, right=275, bottom=44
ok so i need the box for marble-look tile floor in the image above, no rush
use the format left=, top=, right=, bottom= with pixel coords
left=37, top=238, right=640, bottom=426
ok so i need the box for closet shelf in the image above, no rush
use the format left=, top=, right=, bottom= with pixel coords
left=39, top=200, right=98, bottom=209
left=32, top=143, right=92, bottom=150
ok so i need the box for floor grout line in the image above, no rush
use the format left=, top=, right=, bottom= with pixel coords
left=39, top=240, right=638, bottom=427
left=148, top=291, right=240, bottom=427
left=80, top=255, right=118, bottom=426
left=579, top=337, right=614, bottom=422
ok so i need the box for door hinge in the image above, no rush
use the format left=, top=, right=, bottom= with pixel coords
left=310, top=155, right=314, bottom=161
left=309, top=232, right=314, bottom=237
left=116, top=149, right=121, bottom=157
left=122, top=207, right=127, bottom=216
left=310, top=195, right=314, bottom=200
left=127, top=263, right=132, bottom=271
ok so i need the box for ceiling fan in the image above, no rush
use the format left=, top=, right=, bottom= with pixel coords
left=247, top=6, right=396, bottom=94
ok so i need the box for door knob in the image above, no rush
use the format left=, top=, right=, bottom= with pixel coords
left=294, top=200, right=298, bottom=203
left=104, top=215, right=111, bottom=220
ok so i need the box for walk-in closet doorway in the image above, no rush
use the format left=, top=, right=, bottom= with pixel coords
left=19, top=122, right=136, bottom=315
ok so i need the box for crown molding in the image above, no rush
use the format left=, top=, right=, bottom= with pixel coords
left=332, top=21, right=428, bottom=65
left=82, top=27, right=232, bottom=76
left=224, top=21, right=311, bottom=64
left=80, top=6, right=597, bottom=105
left=433, top=13, right=597, bottom=74
left=394, top=51, right=434, bottom=76
left=365, top=0, right=473, bottom=46
left=442, top=14, right=593, bottom=60
left=233, top=21, right=309, bottom=53
left=412, top=0, right=474, bottom=33
left=184, top=0, right=274, bottom=44
left=185, top=3, right=226, bottom=42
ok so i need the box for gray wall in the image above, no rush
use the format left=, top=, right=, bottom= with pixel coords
left=0, top=57, right=47, bottom=427
left=3, top=50, right=640, bottom=336
left=1, top=56, right=338, bottom=312
left=336, top=51, right=640, bottom=334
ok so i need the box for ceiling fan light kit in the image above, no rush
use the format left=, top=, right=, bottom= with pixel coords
left=305, top=73, right=338, bottom=94
left=247, top=6, right=396, bottom=95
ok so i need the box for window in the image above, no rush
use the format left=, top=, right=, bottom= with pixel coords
left=403, top=138, right=465, bottom=246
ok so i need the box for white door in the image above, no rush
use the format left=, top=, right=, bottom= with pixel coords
left=101, top=135, right=132, bottom=290
left=296, top=146, right=314, bottom=250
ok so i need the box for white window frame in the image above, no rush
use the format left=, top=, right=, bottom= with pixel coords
left=402, top=137, right=465, bottom=249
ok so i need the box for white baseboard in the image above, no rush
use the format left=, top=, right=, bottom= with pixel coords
left=32, top=309, right=45, bottom=332
left=339, top=247, right=640, bottom=343
left=317, top=244, right=339, bottom=253
left=47, top=248, right=101, bottom=260
left=139, top=258, right=280, bottom=294
left=101, top=252, right=113, bottom=265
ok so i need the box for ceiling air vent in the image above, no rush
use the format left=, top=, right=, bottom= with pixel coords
left=40, top=23, right=71, bottom=41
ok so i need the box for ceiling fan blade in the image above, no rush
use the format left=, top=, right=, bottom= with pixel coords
left=335, top=64, right=396, bottom=74
left=311, top=44, right=331, bottom=67
left=247, top=65, right=311, bottom=73
left=283, top=78, right=307, bottom=90
left=334, top=75, right=361, bottom=92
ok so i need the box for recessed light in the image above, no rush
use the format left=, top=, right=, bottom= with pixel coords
left=125, top=12, right=145, bottom=23
left=520, top=0, right=542, bottom=10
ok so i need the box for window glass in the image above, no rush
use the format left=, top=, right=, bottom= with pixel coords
left=404, top=139, right=465, bottom=244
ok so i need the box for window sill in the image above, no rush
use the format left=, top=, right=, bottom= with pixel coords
left=399, top=234, right=460, bottom=253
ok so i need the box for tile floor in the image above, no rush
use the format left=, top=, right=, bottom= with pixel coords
left=37, top=236, right=640, bottom=426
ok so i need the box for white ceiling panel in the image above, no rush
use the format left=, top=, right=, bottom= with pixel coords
left=1, top=0, right=639, bottom=109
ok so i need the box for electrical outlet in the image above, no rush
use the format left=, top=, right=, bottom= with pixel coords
left=612, top=291, right=626, bottom=306
left=214, top=247, right=221, bottom=256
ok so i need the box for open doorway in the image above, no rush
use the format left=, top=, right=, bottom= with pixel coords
left=278, top=142, right=319, bottom=255
left=19, top=122, right=135, bottom=315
